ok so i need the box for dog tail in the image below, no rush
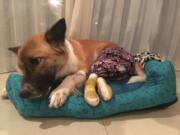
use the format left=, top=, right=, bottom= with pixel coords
left=127, top=63, right=146, bottom=84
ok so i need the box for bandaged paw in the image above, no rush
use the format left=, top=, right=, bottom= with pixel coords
left=97, top=77, right=112, bottom=101
left=84, top=73, right=113, bottom=107
left=84, top=73, right=100, bottom=107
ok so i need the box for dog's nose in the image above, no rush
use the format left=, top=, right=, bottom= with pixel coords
left=20, top=84, right=43, bottom=99
left=19, top=90, right=31, bottom=98
left=19, top=90, right=43, bottom=99
left=20, top=83, right=35, bottom=98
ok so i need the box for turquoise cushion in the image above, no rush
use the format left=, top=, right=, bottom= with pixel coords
left=6, top=60, right=177, bottom=118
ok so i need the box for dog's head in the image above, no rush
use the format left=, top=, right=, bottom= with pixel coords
left=9, top=18, right=67, bottom=99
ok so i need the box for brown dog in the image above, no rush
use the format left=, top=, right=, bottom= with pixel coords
left=5, top=18, right=146, bottom=108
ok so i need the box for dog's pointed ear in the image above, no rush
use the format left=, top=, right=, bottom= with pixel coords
left=8, top=46, right=20, bottom=54
left=45, top=18, right=66, bottom=48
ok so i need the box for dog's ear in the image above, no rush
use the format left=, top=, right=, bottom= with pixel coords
left=8, top=46, right=20, bottom=54
left=45, top=18, right=66, bottom=48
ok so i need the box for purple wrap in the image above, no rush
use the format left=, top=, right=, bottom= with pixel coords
left=89, top=47, right=135, bottom=80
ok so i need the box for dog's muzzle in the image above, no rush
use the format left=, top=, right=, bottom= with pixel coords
left=20, top=78, right=63, bottom=99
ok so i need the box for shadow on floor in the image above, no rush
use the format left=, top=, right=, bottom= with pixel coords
left=25, top=117, right=103, bottom=129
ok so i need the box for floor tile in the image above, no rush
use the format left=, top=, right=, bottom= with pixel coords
left=176, top=72, right=180, bottom=94
left=0, top=99, right=107, bottom=135
left=103, top=115, right=180, bottom=135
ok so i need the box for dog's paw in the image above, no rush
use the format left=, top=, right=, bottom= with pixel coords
left=49, top=88, right=69, bottom=108
left=127, top=75, right=146, bottom=84
left=1, top=88, right=8, bottom=99
left=127, top=77, right=137, bottom=84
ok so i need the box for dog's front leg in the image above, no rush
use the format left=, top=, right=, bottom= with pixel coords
left=49, top=71, right=86, bottom=108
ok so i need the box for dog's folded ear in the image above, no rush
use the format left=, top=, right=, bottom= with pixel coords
left=45, top=18, right=66, bottom=48
left=8, top=46, right=20, bottom=54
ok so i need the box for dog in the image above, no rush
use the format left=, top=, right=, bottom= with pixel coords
left=2, top=18, right=146, bottom=108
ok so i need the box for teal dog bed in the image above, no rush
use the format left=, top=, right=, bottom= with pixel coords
left=6, top=60, right=177, bottom=118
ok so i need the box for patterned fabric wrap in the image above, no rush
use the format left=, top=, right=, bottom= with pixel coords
left=133, top=51, right=163, bottom=68
left=89, top=47, right=135, bottom=80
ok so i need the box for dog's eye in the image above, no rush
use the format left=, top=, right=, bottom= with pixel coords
left=29, top=57, right=42, bottom=66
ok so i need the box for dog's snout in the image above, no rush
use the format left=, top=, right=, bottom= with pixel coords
left=20, top=83, right=34, bottom=98
left=19, top=90, right=31, bottom=98
left=20, top=83, right=41, bottom=99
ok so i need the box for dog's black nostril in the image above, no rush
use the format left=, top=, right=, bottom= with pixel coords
left=19, top=90, right=31, bottom=98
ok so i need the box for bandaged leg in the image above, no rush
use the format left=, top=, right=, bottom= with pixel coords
left=84, top=73, right=100, bottom=107
left=97, top=77, right=113, bottom=101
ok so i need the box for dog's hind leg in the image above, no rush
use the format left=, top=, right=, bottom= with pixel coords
left=127, top=63, right=146, bottom=84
